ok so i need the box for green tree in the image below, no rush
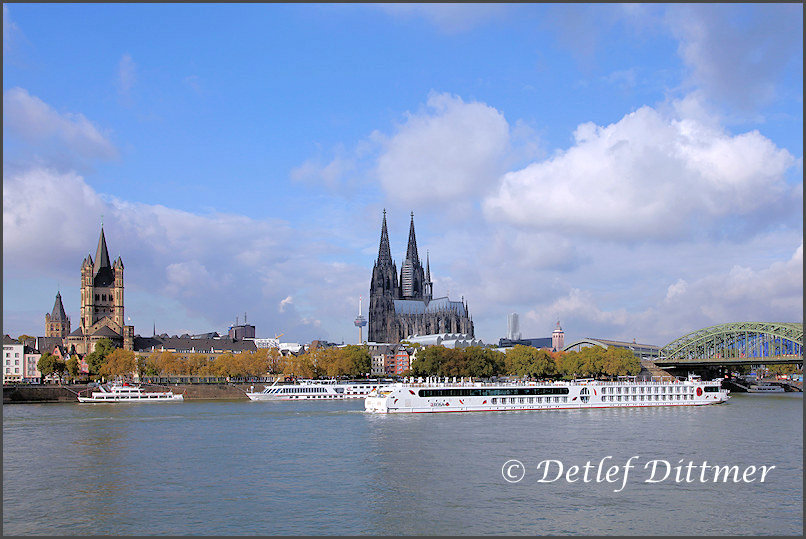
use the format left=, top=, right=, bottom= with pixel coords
left=66, top=355, right=80, bottom=380
left=37, top=352, right=57, bottom=381
left=100, top=349, right=136, bottom=378
left=577, top=346, right=605, bottom=378
left=505, top=346, right=556, bottom=379
left=137, top=355, right=161, bottom=378
left=85, top=338, right=117, bottom=377
left=409, top=346, right=448, bottom=377
left=342, top=345, right=371, bottom=377
left=53, top=359, right=67, bottom=383
left=280, top=352, right=317, bottom=379
left=464, top=346, right=505, bottom=378
left=601, top=347, right=641, bottom=377
left=17, top=334, right=36, bottom=346
left=556, top=350, right=583, bottom=379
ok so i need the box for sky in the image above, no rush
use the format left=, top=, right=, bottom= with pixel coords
left=3, top=3, right=803, bottom=348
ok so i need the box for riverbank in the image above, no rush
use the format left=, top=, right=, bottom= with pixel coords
left=2, top=383, right=269, bottom=404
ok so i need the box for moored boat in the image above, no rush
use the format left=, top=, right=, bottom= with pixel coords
left=747, top=383, right=785, bottom=393
left=77, top=381, right=184, bottom=403
left=365, top=376, right=729, bottom=414
left=246, top=378, right=393, bottom=401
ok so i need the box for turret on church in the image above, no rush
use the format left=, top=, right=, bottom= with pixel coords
left=368, top=211, right=473, bottom=343
left=45, top=292, right=71, bottom=339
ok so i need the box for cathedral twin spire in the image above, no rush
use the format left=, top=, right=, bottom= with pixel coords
left=369, top=210, right=473, bottom=342
left=374, top=210, right=432, bottom=301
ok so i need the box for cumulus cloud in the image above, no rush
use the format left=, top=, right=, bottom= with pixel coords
left=2, top=166, right=367, bottom=342
left=2, top=167, right=107, bottom=261
left=519, top=242, right=803, bottom=346
left=376, top=92, right=512, bottom=209
left=483, top=104, right=796, bottom=241
left=665, top=4, right=803, bottom=112
left=3, top=87, right=118, bottom=162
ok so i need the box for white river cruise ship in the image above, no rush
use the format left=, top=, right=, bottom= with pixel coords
left=246, top=378, right=394, bottom=401
left=365, top=376, right=729, bottom=413
left=77, top=382, right=184, bottom=403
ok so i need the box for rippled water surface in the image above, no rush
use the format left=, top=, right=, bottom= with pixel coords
left=3, top=393, right=802, bottom=535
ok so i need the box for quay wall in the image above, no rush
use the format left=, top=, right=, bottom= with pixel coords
left=3, top=383, right=265, bottom=404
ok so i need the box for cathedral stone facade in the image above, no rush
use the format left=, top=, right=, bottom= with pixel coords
left=368, top=211, right=474, bottom=343
left=65, top=227, right=134, bottom=354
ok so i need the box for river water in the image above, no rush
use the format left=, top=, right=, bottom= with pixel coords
left=3, top=392, right=802, bottom=535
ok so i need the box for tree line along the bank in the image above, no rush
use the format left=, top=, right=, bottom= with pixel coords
left=36, top=338, right=645, bottom=382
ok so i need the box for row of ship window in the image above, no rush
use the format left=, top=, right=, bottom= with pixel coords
left=490, top=397, right=567, bottom=404
left=93, top=395, right=164, bottom=399
left=273, top=387, right=329, bottom=393
left=482, top=394, right=701, bottom=405
left=603, top=385, right=691, bottom=394
left=602, top=394, right=691, bottom=402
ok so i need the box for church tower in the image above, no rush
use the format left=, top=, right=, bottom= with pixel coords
left=71, top=225, right=134, bottom=353
left=399, top=212, right=426, bottom=300
left=45, top=292, right=71, bottom=339
left=552, top=320, right=565, bottom=351
left=81, top=226, right=124, bottom=333
left=368, top=210, right=399, bottom=342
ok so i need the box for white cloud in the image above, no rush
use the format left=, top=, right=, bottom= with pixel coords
left=117, top=53, right=136, bottom=101
left=278, top=296, right=293, bottom=312
left=665, top=279, right=687, bottom=300
left=3, top=87, right=118, bottom=161
left=519, top=242, right=803, bottom=346
left=290, top=151, right=356, bottom=189
left=2, top=166, right=367, bottom=342
left=3, top=5, right=21, bottom=54
left=2, top=167, right=107, bottom=261
left=376, top=92, right=512, bottom=209
left=483, top=104, right=796, bottom=241
left=664, top=4, right=803, bottom=112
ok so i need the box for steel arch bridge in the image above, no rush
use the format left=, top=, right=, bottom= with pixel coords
left=657, top=322, right=803, bottom=367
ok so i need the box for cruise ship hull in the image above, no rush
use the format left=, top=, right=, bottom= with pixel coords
left=365, top=379, right=729, bottom=414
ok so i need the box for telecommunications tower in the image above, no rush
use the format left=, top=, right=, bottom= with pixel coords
left=354, top=296, right=367, bottom=344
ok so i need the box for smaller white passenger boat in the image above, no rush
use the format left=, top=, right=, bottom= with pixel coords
left=246, top=378, right=393, bottom=401
left=747, top=383, right=785, bottom=393
left=77, top=381, right=184, bottom=402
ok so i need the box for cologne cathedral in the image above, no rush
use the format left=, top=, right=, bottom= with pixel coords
left=368, top=211, right=474, bottom=343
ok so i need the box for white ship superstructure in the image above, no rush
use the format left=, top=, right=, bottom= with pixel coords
left=77, top=382, right=183, bottom=403
left=365, top=376, right=729, bottom=413
left=246, top=379, right=393, bottom=401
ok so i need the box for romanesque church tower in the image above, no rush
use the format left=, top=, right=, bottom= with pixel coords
left=67, top=226, right=134, bottom=353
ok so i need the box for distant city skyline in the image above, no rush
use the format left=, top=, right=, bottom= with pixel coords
left=3, top=4, right=802, bottom=347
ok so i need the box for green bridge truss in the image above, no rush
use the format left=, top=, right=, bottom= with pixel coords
left=657, top=322, right=803, bottom=367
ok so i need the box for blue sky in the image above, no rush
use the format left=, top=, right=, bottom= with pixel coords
left=3, top=4, right=803, bottom=346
